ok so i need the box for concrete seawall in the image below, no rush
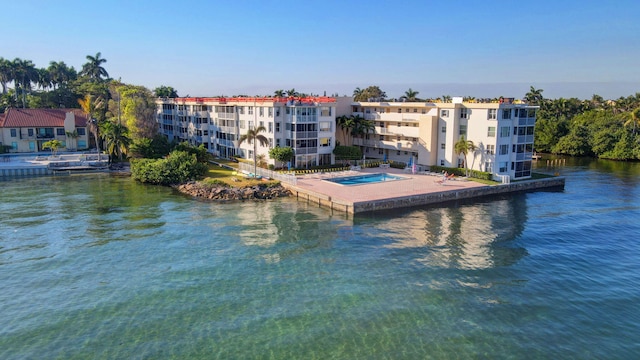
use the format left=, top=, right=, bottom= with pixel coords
left=285, top=177, right=565, bottom=215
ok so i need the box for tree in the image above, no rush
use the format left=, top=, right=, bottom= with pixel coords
left=336, top=115, right=355, bottom=146
left=286, top=88, right=298, bottom=97
left=274, top=89, right=285, bottom=97
left=78, top=94, right=104, bottom=153
left=333, top=145, right=362, bottom=164
left=42, top=139, right=63, bottom=156
left=353, top=86, right=386, bottom=102
left=454, top=135, right=477, bottom=175
left=352, top=87, right=363, bottom=99
left=238, top=126, right=269, bottom=176
left=65, top=129, right=79, bottom=150
left=268, top=146, right=294, bottom=168
left=402, top=88, right=420, bottom=102
left=623, top=107, right=640, bottom=134
left=81, top=52, right=109, bottom=82
left=525, top=86, right=544, bottom=105
left=118, top=84, right=159, bottom=140
left=12, top=58, right=38, bottom=108
left=102, top=122, right=131, bottom=161
left=0, top=57, right=12, bottom=94
left=154, top=85, right=178, bottom=98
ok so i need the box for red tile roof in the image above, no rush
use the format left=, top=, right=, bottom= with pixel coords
left=1, top=108, right=88, bottom=128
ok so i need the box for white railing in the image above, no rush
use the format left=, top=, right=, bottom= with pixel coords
left=238, top=162, right=297, bottom=185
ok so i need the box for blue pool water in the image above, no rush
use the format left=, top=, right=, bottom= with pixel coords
left=326, top=172, right=406, bottom=185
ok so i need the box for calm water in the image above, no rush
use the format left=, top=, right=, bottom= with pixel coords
left=1, top=158, right=639, bottom=359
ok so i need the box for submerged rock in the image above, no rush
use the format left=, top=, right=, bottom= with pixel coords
left=173, top=181, right=291, bottom=201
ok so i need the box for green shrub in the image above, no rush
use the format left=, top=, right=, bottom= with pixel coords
left=131, top=150, right=206, bottom=185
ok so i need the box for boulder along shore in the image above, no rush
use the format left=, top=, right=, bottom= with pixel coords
left=173, top=181, right=291, bottom=201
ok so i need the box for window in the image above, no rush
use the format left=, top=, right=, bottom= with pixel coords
left=441, top=125, right=446, bottom=133
left=487, top=126, right=496, bottom=137
left=238, top=107, right=244, bottom=115
left=499, top=162, right=508, bottom=173
left=268, top=107, right=273, bottom=117
left=459, top=125, right=467, bottom=136
left=275, top=122, right=281, bottom=132
left=397, top=150, right=401, bottom=155
left=440, top=110, right=449, bottom=117
left=28, top=129, right=34, bottom=137
left=269, top=138, right=273, bottom=148
left=397, top=108, right=402, bottom=113
left=76, top=128, right=85, bottom=136
left=488, top=109, right=497, bottom=120
left=248, top=107, right=254, bottom=115
left=57, top=128, right=65, bottom=136
left=259, top=121, right=264, bottom=128
left=499, top=144, right=509, bottom=155
left=319, top=121, right=331, bottom=131
left=239, top=120, right=245, bottom=129
left=460, top=108, right=468, bottom=119
left=440, top=160, right=445, bottom=166
left=259, top=107, right=264, bottom=116
left=502, top=109, right=511, bottom=119
left=441, top=143, right=446, bottom=150
left=320, top=137, right=331, bottom=147
left=11, top=142, right=17, bottom=150
left=29, top=142, right=35, bottom=151
left=485, top=162, right=493, bottom=173
left=268, top=123, right=273, bottom=133
left=10, top=129, right=17, bottom=137
left=320, top=107, right=331, bottom=116
left=275, top=107, right=280, bottom=116
left=276, top=139, right=281, bottom=147
left=378, top=148, right=383, bottom=155
left=413, top=108, right=417, bottom=113
left=486, top=144, right=495, bottom=155
left=500, top=126, right=510, bottom=137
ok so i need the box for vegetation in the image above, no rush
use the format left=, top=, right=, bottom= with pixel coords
left=454, top=135, right=477, bottom=175
left=131, top=150, right=206, bottom=185
left=532, top=90, right=640, bottom=160
left=353, top=86, right=387, bottom=102
left=268, top=146, right=294, bottom=168
left=333, top=145, right=362, bottom=163
left=42, top=139, right=63, bottom=156
left=154, top=85, right=178, bottom=98
left=238, top=126, right=269, bottom=175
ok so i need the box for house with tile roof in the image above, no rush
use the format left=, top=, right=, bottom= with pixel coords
left=0, top=108, right=91, bottom=153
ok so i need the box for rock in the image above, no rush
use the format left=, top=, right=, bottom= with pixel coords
left=172, top=182, right=291, bottom=202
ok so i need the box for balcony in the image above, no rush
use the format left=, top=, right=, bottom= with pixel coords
left=36, top=134, right=55, bottom=139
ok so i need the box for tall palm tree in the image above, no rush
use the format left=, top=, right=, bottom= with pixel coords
left=238, top=126, right=269, bottom=176
left=286, top=88, right=297, bottom=97
left=274, top=89, right=285, bottom=97
left=102, top=122, right=131, bottom=161
left=81, top=52, right=109, bottom=82
left=623, top=107, right=640, bottom=135
left=525, top=86, right=544, bottom=105
left=0, top=57, right=11, bottom=94
left=78, top=94, right=104, bottom=153
left=353, top=87, right=363, bottom=99
left=12, top=58, right=37, bottom=108
left=402, top=88, right=419, bottom=101
left=454, top=135, right=477, bottom=176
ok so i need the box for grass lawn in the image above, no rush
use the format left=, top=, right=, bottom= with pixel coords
left=203, top=163, right=279, bottom=187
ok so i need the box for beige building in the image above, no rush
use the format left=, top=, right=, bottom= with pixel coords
left=346, top=97, right=538, bottom=180
left=0, top=108, right=90, bottom=153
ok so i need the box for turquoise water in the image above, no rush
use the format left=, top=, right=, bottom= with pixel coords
left=326, top=173, right=406, bottom=185
left=1, top=158, right=639, bottom=359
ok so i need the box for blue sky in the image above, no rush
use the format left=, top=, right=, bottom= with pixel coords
left=1, top=0, right=639, bottom=99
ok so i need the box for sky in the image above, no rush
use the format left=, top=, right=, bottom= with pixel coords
left=1, top=0, right=639, bottom=100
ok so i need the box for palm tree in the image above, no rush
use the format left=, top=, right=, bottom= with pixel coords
left=441, top=95, right=452, bottom=103
left=454, top=135, right=477, bottom=176
left=238, top=126, right=269, bottom=176
left=402, top=88, right=419, bottom=101
left=353, top=87, right=363, bottom=99
left=274, top=89, right=285, bottom=97
left=286, top=88, right=297, bottom=97
left=525, top=86, right=544, bottom=105
left=102, top=122, right=131, bottom=161
left=78, top=94, right=104, bottom=153
left=42, top=139, right=63, bottom=156
left=623, top=107, right=640, bottom=135
left=0, top=57, right=11, bottom=94
left=81, top=52, right=109, bottom=82
left=65, top=129, right=79, bottom=150
left=12, top=58, right=38, bottom=108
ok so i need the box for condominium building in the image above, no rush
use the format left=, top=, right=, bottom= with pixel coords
left=156, top=97, right=343, bottom=168
left=349, top=97, right=538, bottom=180
left=0, top=108, right=90, bottom=153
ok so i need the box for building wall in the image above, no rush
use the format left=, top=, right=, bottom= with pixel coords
left=0, top=112, right=89, bottom=153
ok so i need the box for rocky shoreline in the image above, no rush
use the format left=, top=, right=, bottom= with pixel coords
left=173, top=181, right=291, bottom=201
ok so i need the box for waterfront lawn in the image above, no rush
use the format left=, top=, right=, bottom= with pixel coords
left=204, top=163, right=278, bottom=187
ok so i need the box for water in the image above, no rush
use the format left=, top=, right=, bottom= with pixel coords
left=1, top=158, right=639, bottom=359
left=326, top=172, right=406, bottom=185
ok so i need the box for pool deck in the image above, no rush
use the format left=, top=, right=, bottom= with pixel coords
left=282, top=167, right=565, bottom=215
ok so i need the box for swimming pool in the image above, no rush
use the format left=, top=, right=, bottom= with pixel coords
left=325, top=173, right=407, bottom=186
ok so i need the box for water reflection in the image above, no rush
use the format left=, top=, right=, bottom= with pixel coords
left=361, top=195, right=528, bottom=270
left=233, top=200, right=351, bottom=262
